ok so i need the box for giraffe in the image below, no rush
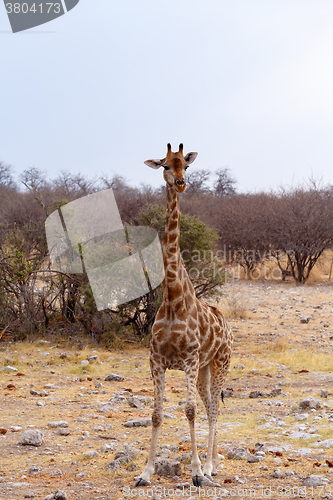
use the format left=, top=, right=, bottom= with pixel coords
left=135, top=143, right=233, bottom=487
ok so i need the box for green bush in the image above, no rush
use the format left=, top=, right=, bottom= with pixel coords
left=139, top=204, right=227, bottom=298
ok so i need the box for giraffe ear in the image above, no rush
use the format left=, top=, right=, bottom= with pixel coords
left=144, top=158, right=166, bottom=169
left=184, top=152, right=198, bottom=165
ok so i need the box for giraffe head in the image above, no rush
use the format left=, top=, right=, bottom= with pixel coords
left=144, top=143, right=198, bottom=193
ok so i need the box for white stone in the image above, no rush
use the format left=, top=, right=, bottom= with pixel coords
left=83, top=450, right=99, bottom=459
left=3, top=366, right=18, bottom=372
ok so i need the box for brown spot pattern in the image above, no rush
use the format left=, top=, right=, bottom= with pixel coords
left=141, top=146, right=232, bottom=485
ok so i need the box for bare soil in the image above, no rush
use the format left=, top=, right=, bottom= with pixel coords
left=1, top=280, right=333, bottom=500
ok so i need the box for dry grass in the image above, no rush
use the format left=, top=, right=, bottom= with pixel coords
left=310, top=250, right=333, bottom=281
left=307, top=264, right=328, bottom=284
left=269, top=349, right=333, bottom=373
left=221, top=294, right=248, bottom=320
left=228, top=357, right=278, bottom=377
left=269, top=339, right=291, bottom=352
left=218, top=413, right=260, bottom=441
left=232, top=343, right=333, bottom=374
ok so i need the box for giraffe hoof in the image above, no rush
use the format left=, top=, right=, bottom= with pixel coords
left=192, top=475, right=203, bottom=487
left=211, top=471, right=218, bottom=476
left=204, top=474, right=213, bottom=482
left=134, top=478, right=150, bottom=487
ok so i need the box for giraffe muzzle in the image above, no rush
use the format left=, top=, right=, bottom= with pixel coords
left=175, top=179, right=186, bottom=192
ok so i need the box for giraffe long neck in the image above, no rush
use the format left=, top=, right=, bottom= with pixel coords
left=162, top=184, right=192, bottom=307
left=164, top=182, right=180, bottom=259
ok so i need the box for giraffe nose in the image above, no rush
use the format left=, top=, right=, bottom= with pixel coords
left=175, top=179, right=185, bottom=187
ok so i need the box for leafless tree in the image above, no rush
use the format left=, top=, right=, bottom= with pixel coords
left=185, top=169, right=211, bottom=194
left=51, top=170, right=98, bottom=198
left=0, top=161, right=16, bottom=189
left=100, top=174, right=162, bottom=224
left=211, top=193, right=271, bottom=277
left=213, top=185, right=333, bottom=283
left=270, top=185, right=333, bottom=282
left=20, top=166, right=47, bottom=192
left=214, top=167, right=237, bottom=197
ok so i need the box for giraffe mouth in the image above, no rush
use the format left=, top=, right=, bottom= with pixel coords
left=174, top=181, right=187, bottom=193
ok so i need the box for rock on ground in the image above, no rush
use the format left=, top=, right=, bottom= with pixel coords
left=58, top=428, right=70, bottom=436
left=98, top=402, right=115, bottom=413
left=299, top=396, right=321, bottom=409
left=54, top=490, right=68, bottom=500
left=29, top=466, right=40, bottom=475
left=83, top=450, right=99, bottom=459
left=302, top=475, right=328, bottom=486
left=272, top=469, right=284, bottom=478
left=227, top=447, right=260, bottom=463
left=128, top=396, right=145, bottom=409
left=249, top=390, right=266, bottom=398
left=104, top=373, right=124, bottom=382
left=154, top=459, right=182, bottom=476
left=48, top=421, right=68, bottom=428
left=106, top=460, right=121, bottom=471
left=43, top=492, right=68, bottom=500
left=312, top=438, right=333, bottom=448
left=20, top=429, right=44, bottom=447
left=124, top=418, right=152, bottom=428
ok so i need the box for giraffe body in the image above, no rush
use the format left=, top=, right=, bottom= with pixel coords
left=136, top=144, right=232, bottom=487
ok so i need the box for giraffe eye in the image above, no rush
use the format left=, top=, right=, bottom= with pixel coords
left=164, top=166, right=170, bottom=171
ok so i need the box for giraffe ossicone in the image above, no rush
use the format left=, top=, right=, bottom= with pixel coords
left=135, top=144, right=233, bottom=487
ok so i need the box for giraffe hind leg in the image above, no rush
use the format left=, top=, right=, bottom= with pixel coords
left=197, top=364, right=217, bottom=478
left=203, top=356, right=229, bottom=478
left=197, top=365, right=219, bottom=480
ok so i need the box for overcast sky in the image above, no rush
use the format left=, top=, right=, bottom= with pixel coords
left=1, top=0, right=333, bottom=193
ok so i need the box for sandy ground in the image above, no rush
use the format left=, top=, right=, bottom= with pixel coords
left=0, top=280, right=333, bottom=499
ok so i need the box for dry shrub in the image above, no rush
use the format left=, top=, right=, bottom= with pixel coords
left=322, top=250, right=333, bottom=276
left=228, top=259, right=288, bottom=283
left=222, top=295, right=248, bottom=320
left=261, top=260, right=285, bottom=281
left=306, top=250, right=333, bottom=283
left=270, top=339, right=290, bottom=352
left=306, top=265, right=327, bottom=284
left=99, top=330, right=128, bottom=350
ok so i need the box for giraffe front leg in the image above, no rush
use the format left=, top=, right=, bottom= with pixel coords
left=197, top=365, right=216, bottom=481
left=202, top=415, right=218, bottom=480
left=135, top=365, right=165, bottom=487
left=185, top=364, right=204, bottom=487
left=187, top=401, right=204, bottom=486
left=211, top=431, right=219, bottom=475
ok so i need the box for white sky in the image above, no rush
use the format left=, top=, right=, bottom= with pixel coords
left=1, top=0, right=333, bottom=193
